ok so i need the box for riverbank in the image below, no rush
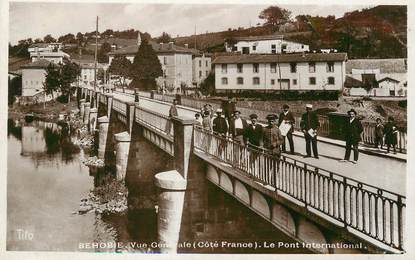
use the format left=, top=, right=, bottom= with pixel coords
left=8, top=99, right=79, bottom=122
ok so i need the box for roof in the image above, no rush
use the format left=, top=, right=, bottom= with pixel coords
left=212, top=53, right=348, bottom=64
left=346, top=59, right=407, bottom=74
left=78, top=62, right=106, bottom=69
left=29, top=51, right=70, bottom=58
left=9, top=57, right=31, bottom=72
left=28, top=43, right=49, bottom=48
left=108, top=41, right=197, bottom=56
left=344, top=75, right=363, bottom=88
left=21, top=59, right=55, bottom=69
left=378, top=77, right=400, bottom=83
left=234, top=34, right=285, bottom=41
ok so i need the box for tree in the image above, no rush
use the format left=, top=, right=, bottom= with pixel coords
left=43, top=64, right=61, bottom=106
left=259, top=6, right=292, bottom=29
left=156, top=32, right=174, bottom=43
left=199, top=72, right=215, bottom=96
left=58, top=33, right=76, bottom=44
left=129, top=39, right=162, bottom=91
left=8, top=76, right=22, bottom=106
left=60, top=62, right=81, bottom=103
left=108, top=55, right=132, bottom=86
left=43, top=34, right=56, bottom=43
left=97, top=42, right=112, bottom=63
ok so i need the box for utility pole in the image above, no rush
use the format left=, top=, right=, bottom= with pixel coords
left=94, top=16, right=98, bottom=91
left=194, top=25, right=197, bottom=49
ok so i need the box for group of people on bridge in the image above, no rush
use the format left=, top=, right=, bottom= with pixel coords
left=166, top=100, right=399, bottom=168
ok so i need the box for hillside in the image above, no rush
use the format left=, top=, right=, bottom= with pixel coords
left=174, top=5, right=407, bottom=58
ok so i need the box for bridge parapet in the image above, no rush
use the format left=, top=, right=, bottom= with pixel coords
left=193, top=126, right=406, bottom=252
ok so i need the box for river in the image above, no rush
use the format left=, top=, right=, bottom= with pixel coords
left=7, top=119, right=310, bottom=253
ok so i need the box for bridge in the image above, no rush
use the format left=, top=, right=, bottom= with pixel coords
left=77, top=85, right=406, bottom=254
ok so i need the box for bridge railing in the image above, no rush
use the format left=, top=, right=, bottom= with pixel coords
left=112, top=98, right=127, bottom=116
left=193, top=126, right=406, bottom=251
left=108, top=86, right=407, bottom=153
left=135, top=106, right=174, bottom=137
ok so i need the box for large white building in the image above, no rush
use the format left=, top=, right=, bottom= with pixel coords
left=28, top=43, right=63, bottom=53
left=30, top=51, right=70, bottom=64
left=20, top=59, right=59, bottom=104
left=108, top=36, right=211, bottom=94
left=226, top=35, right=310, bottom=54
left=345, top=59, right=407, bottom=97
left=212, top=53, right=347, bottom=93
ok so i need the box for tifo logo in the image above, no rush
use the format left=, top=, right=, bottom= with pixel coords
left=16, top=229, right=34, bottom=240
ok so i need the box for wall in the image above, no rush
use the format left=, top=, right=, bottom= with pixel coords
left=214, top=61, right=344, bottom=91
left=22, top=68, right=47, bottom=96
left=192, top=56, right=212, bottom=86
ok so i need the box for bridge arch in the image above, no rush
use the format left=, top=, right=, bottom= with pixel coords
left=296, top=218, right=329, bottom=253
left=219, top=171, right=233, bottom=193
left=251, top=190, right=271, bottom=219
left=234, top=180, right=250, bottom=205
left=271, top=203, right=296, bottom=236
left=206, top=165, right=219, bottom=184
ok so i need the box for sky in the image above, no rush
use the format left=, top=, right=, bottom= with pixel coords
left=8, top=2, right=372, bottom=45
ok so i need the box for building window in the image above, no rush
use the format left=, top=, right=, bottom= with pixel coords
left=206, top=70, right=208, bottom=76
left=327, top=62, right=334, bottom=72
left=271, top=79, right=275, bottom=85
left=237, top=64, right=243, bottom=73
left=271, top=44, right=276, bottom=53
left=328, top=77, right=335, bottom=85
left=199, top=60, right=202, bottom=67
left=290, top=63, right=297, bottom=73
left=163, top=57, right=167, bottom=65
left=221, top=77, right=228, bottom=85
left=293, top=79, right=297, bottom=85
left=221, top=64, right=227, bottom=73
left=237, top=77, right=244, bottom=85
left=252, top=45, right=257, bottom=51
left=309, top=77, right=316, bottom=85
left=253, top=63, right=259, bottom=73
left=270, top=63, right=277, bottom=73
left=199, top=71, right=202, bottom=78
left=84, top=75, right=87, bottom=80
left=206, top=60, right=208, bottom=67
left=309, top=62, right=316, bottom=73
left=253, top=77, right=260, bottom=85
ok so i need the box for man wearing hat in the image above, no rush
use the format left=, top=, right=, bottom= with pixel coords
left=213, top=108, right=229, bottom=159
left=300, top=104, right=320, bottom=158
left=278, top=104, right=295, bottom=154
left=245, top=113, right=264, bottom=175
left=245, top=114, right=264, bottom=148
left=229, top=110, right=248, bottom=145
left=341, top=109, right=363, bottom=163
left=264, top=114, right=284, bottom=159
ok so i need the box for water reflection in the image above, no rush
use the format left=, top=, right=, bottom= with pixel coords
left=16, top=120, right=80, bottom=165
left=8, top=119, right=310, bottom=253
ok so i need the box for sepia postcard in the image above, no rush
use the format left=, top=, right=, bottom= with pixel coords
left=1, top=0, right=414, bottom=259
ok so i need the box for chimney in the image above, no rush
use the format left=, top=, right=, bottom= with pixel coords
left=184, top=43, right=188, bottom=49
left=168, top=41, right=174, bottom=50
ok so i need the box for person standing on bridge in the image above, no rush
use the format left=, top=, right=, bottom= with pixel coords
left=300, top=104, right=320, bottom=159
left=384, top=116, right=398, bottom=154
left=245, top=114, right=264, bottom=175
left=374, top=118, right=384, bottom=150
left=264, top=114, right=284, bottom=174
left=278, top=104, right=295, bottom=154
left=340, top=109, right=363, bottom=164
left=212, top=108, right=229, bottom=160
left=165, top=99, right=178, bottom=135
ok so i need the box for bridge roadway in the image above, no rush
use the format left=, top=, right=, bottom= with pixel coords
left=107, top=90, right=406, bottom=196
